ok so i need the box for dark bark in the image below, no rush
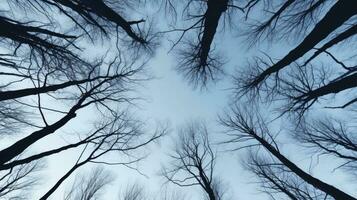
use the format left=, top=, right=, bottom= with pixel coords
left=298, top=73, right=357, bottom=103
left=161, top=122, right=220, bottom=200
left=0, top=139, right=87, bottom=170
left=0, top=16, right=76, bottom=56
left=0, top=74, right=121, bottom=165
left=304, top=25, right=357, bottom=65
left=248, top=156, right=299, bottom=200
left=0, top=76, right=106, bottom=101
left=82, top=0, right=146, bottom=44
left=253, top=133, right=356, bottom=200
left=198, top=166, right=216, bottom=200
left=43, top=0, right=146, bottom=43
left=0, top=109, right=77, bottom=165
left=198, top=0, right=228, bottom=67
left=39, top=161, right=85, bottom=200
left=249, top=0, right=357, bottom=87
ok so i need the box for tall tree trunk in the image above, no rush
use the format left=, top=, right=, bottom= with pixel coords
left=250, top=0, right=357, bottom=87
left=198, top=0, right=228, bottom=66
left=253, top=133, right=356, bottom=200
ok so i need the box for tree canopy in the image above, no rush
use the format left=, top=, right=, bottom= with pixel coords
left=0, top=0, right=356, bottom=199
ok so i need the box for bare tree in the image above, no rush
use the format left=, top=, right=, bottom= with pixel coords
left=0, top=0, right=158, bottom=141
left=220, top=106, right=357, bottom=200
left=39, top=113, right=165, bottom=199
left=294, top=118, right=357, bottom=174
left=1, top=1, right=356, bottom=199
left=0, top=0, right=164, bottom=198
left=234, top=57, right=356, bottom=117
left=118, top=182, right=148, bottom=200
left=221, top=1, right=357, bottom=199
left=239, top=0, right=356, bottom=89
left=161, top=121, right=226, bottom=200
left=244, top=151, right=331, bottom=200
left=64, top=167, right=114, bottom=200
left=0, top=159, right=43, bottom=200
left=160, top=0, right=244, bottom=87
left=0, top=56, right=148, bottom=166
left=158, top=0, right=357, bottom=92
left=232, top=0, right=357, bottom=117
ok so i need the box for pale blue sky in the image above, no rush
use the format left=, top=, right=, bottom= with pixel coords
left=31, top=32, right=356, bottom=199
left=1, top=1, right=356, bottom=199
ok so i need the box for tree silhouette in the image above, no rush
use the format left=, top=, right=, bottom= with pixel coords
left=220, top=106, right=357, bottom=200
left=244, top=151, right=330, bottom=200
left=220, top=3, right=357, bottom=198
left=0, top=1, right=162, bottom=198
left=118, top=182, right=147, bottom=200
left=0, top=0, right=356, bottom=199
left=39, top=113, right=164, bottom=199
left=0, top=159, right=43, bottom=199
left=295, top=118, right=357, bottom=174
left=241, top=0, right=356, bottom=90
left=234, top=0, right=357, bottom=116
left=161, top=0, right=243, bottom=87
left=161, top=122, right=226, bottom=200
left=64, top=167, right=113, bottom=200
